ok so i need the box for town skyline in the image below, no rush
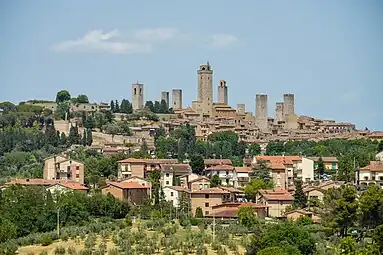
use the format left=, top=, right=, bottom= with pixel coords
left=1, top=1, right=382, bottom=130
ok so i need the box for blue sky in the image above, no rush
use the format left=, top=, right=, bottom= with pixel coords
left=1, top=0, right=382, bottom=130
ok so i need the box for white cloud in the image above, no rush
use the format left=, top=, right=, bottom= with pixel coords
left=51, top=29, right=239, bottom=54
left=209, top=34, right=239, bottom=48
left=51, top=29, right=151, bottom=54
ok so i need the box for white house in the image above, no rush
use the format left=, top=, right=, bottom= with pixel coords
left=234, top=167, right=252, bottom=187
left=163, top=186, right=190, bottom=207
left=297, top=157, right=315, bottom=182
left=205, top=164, right=236, bottom=187
left=46, top=182, right=88, bottom=195
left=357, top=161, right=383, bottom=188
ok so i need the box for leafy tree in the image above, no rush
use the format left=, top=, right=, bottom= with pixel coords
left=296, top=216, right=313, bottom=226
left=293, top=180, right=307, bottom=209
left=373, top=225, right=383, bottom=253
left=114, top=100, right=120, bottom=113
left=248, top=221, right=316, bottom=255
left=103, top=123, right=121, bottom=142
left=68, top=125, right=81, bottom=145
left=153, top=101, right=161, bottom=113
left=149, top=170, right=161, bottom=206
left=316, top=156, right=326, bottom=179
left=237, top=205, right=257, bottom=228
left=195, top=207, right=203, bottom=218
left=190, top=154, right=205, bottom=175
left=244, top=179, right=273, bottom=201
left=145, top=101, right=154, bottom=112
left=265, top=141, right=284, bottom=156
left=249, top=143, right=261, bottom=156
left=358, top=185, right=383, bottom=230
left=55, top=102, right=69, bottom=120
left=322, top=186, right=358, bottom=237
left=159, top=99, right=168, bottom=113
left=0, top=101, right=16, bottom=113
left=338, top=236, right=356, bottom=255
left=0, top=217, right=17, bottom=242
left=84, top=115, right=94, bottom=129
left=56, top=90, right=71, bottom=103
left=210, top=174, right=221, bottom=188
left=251, top=160, right=272, bottom=183
left=76, top=94, right=89, bottom=103
left=337, top=155, right=355, bottom=182
left=110, top=100, right=115, bottom=112
left=120, top=99, right=133, bottom=114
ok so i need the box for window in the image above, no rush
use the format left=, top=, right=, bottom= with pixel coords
left=166, top=181, right=169, bottom=185
left=134, top=88, right=137, bottom=95
left=67, top=166, right=70, bottom=171
left=67, top=173, right=71, bottom=178
left=205, top=194, right=209, bottom=199
left=380, top=177, right=383, bottom=181
left=205, top=203, right=209, bottom=207
left=205, top=211, right=209, bottom=215
left=171, top=192, right=174, bottom=197
left=166, top=173, right=169, bottom=177
left=76, top=174, right=80, bottom=178
left=332, top=163, right=337, bottom=169
left=76, top=166, right=80, bottom=170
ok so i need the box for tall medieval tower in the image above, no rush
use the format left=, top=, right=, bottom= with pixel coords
left=197, top=62, right=213, bottom=116
left=132, top=82, right=144, bottom=110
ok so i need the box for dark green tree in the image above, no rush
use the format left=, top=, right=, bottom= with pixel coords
left=237, top=205, right=257, bottom=228
left=189, top=154, right=205, bottom=175
left=145, top=101, right=154, bottom=112
left=153, top=101, right=160, bottom=113
left=293, top=180, right=307, bottom=209
left=55, top=90, right=71, bottom=103
left=76, top=94, right=89, bottom=103
left=110, top=100, right=115, bottom=112
left=159, top=99, right=168, bottom=113
left=358, top=185, right=383, bottom=230
left=84, top=115, right=94, bottom=129
left=210, top=174, right=221, bottom=188
left=114, top=100, right=120, bottom=113
left=373, top=225, right=383, bottom=254
left=251, top=160, right=272, bottom=184
left=265, top=141, right=284, bottom=156
left=316, top=156, right=326, bottom=179
left=249, top=143, right=261, bottom=156
left=195, top=207, right=203, bottom=218
left=148, top=170, right=161, bottom=206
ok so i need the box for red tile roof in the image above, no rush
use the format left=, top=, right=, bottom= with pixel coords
left=206, top=164, right=234, bottom=171
left=165, top=186, right=190, bottom=192
left=234, top=167, right=252, bottom=173
left=204, top=159, right=233, bottom=166
left=6, top=179, right=74, bottom=186
left=219, top=186, right=244, bottom=194
left=119, top=158, right=146, bottom=163
left=56, top=182, right=88, bottom=190
left=188, top=176, right=210, bottom=183
left=259, top=187, right=294, bottom=201
left=191, top=187, right=230, bottom=194
left=107, top=181, right=150, bottom=189
left=361, top=161, right=383, bottom=172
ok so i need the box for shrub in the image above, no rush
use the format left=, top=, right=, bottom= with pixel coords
left=125, top=215, right=132, bottom=226
left=189, top=218, right=201, bottom=226
left=40, top=235, right=53, bottom=246
left=54, top=246, right=66, bottom=255
left=67, top=247, right=77, bottom=255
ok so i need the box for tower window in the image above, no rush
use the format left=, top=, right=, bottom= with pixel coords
left=134, top=88, right=137, bottom=95
left=208, top=77, right=210, bottom=80
left=140, top=88, right=142, bottom=94
left=202, top=67, right=206, bottom=71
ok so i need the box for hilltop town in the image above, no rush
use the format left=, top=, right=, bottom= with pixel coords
left=1, top=62, right=383, bottom=254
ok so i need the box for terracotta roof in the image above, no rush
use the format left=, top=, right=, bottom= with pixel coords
left=206, top=164, right=234, bottom=171
left=234, top=167, right=252, bottom=173
left=204, top=159, right=233, bottom=166
left=55, top=183, right=88, bottom=190
left=219, top=186, right=244, bottom=194
left=269, top=162, right=286, bottom=170
left=164, top=186, right=190, bottom=193
left=360, top=161, right=383, bottom=172
left=191, top=188, right=230, bottom=194
left=119, top=158, right=146, bottom=163
left=161, top=164, right=191, bottom=172
left=307, top=157, right=338, bottom=163
left=303, top=186, right=325, bottom=193
left=208, top=203, right=269, bottom=218
left=107, top=181, right=150, bottom=189
left=188, top=176, right=210, bottom=183
left=259, top=187, right=294, bottom=201
left=256, top=156, right=301, bottom=163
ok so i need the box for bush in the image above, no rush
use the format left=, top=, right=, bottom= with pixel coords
left=125, top=215, right=132, bottom=226
left=40, top=235, right=53, bottom=246
left=67, top=247, right=77, bottom=255
left=54, top=246, right=66, bottom=255
left=189, top=218, right=202, bottom=226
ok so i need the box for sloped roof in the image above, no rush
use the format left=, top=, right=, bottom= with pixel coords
left=259, top=187, right=294, bottom=201
left=204, top=159, right=233, bottom=166
left=206, top=164, right=234, bottom=171
left=360, top=161, right=383, bottom=172
left=106, top=181, right=150, bottom=189
left=164, top=186, right=190, bottom=193
left=52, top=182, right=88, bottom=190
left=234, top=167, right=252, bottom=173
left=307, top=157, right=338, bottom=163
left=188, top=176, right=210, bottom=183
left=191, top=187, right=230, bottom=194
left=161, top=164, right=191, bottom=172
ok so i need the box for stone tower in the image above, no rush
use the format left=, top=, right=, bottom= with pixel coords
left=197, top=62, right=213, bottom=116
left=172, top=89, right=182, bottom=110
left=283, top=94, right=295, bottom=117
left=237, top=104, right=246, bottom=115
left=161, top=91, right=169, bottom=107
left=255, top=94, right=268, bottom=130
left=218, top=80, right=228, bottom=105
left=132, top=82, right=144, bottom=110
left=275, top=102, right=284, bottom=123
